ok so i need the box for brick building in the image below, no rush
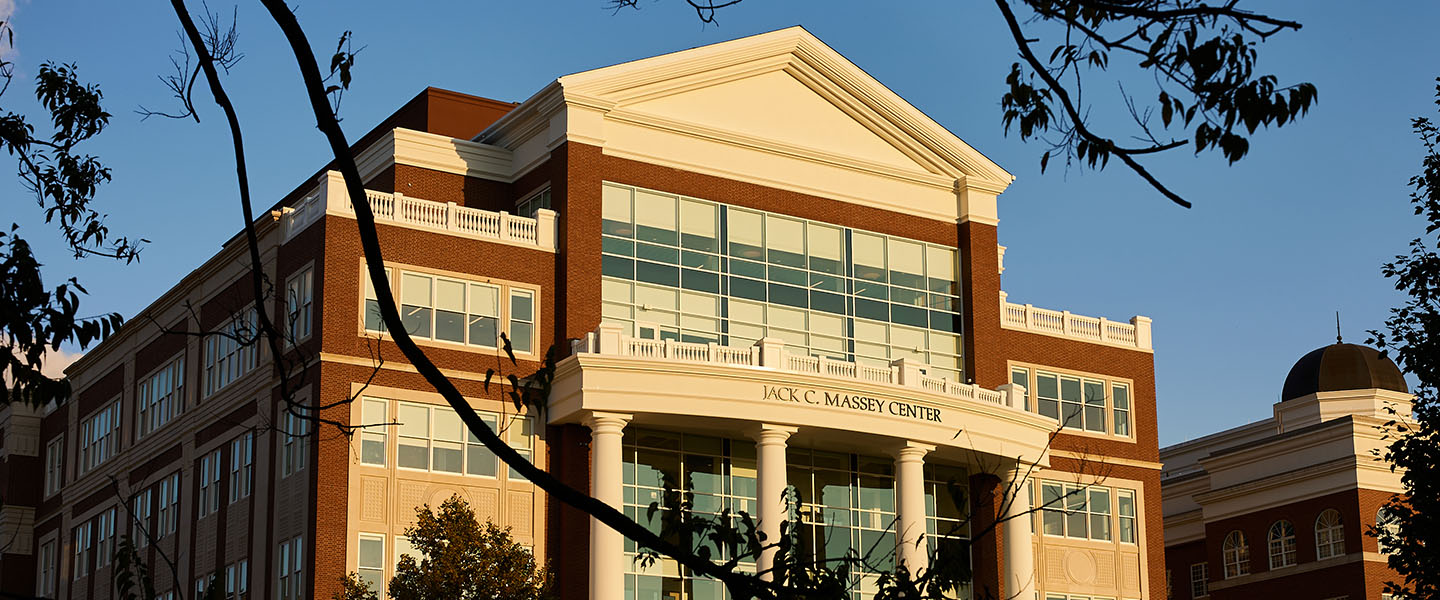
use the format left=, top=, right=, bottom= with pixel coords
left=1160, top=341, right=1408, bottom=600
left=0, top=27, right=1163, bottom=600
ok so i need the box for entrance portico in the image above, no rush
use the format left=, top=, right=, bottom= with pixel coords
left=551, top=325, right=1053, bottom=600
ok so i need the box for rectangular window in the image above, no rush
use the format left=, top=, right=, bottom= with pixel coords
left=509, top=290, right=535, bottom=354
left=357, top=533, right=385, bottom=593
left=200, top=448, right=222, bottom=517
left=38, top=539, right=56, bottom=597
left=1010, top=367, right=1030, bottom=411
left=516, top=187, right=551, bottom=217
left=601, top=182, right=966, bottom=380
left=1190, top=562, right=1208, bottom=598
left=1039, top=480, right=1132, bottom=542
left=72, top=521, right=92, bottom=579
left=79, top=400, right=122, bottom=474
left=131, top=490, right=152, bottom=548
left=1118, top=489, right=1137, bottom=543
left=1020, top=367, right=1134, bottom=439
left=95, top=507, right=116, bottom=568
left=363, top=267, right=394, bottom=333
left=137, top=356, right=185, bottom=438
left=282, top=412, right=309, bottom=477
left=360, top=399, right=387, bottom=466
left=231, top=432, right=254, bottom=503
left=239, top=558, right=249, bottom=599
left=1113, top=383, right=1131, bottom=437
left=365, top=268, right=537, bottom=355
left=277, top=536, right=303, bottom=600
left=157, top=472, right=180, bottom=537
left=226, top=564, right=236, bottom=600
left=507, top=415, right=535, bottom=481
left=204, top=308, right=259, bottom=396
left=44, top=436, right=64, bottom=496
left=396, top=402, right=506, bottom=478
left=287, top=267, right=314, bottom=344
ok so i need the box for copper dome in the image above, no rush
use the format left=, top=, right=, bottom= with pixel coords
left=1280, top=343, right=1408, bottom=401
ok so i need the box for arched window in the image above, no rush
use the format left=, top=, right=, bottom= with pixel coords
left=1267, top=520, right=1297, bottom=569
left=1376, top=507, right=1400, bottom=555
left=1222, top=530, right=1250, bottom=579
left=1316, top=509, right=1346, bottom=560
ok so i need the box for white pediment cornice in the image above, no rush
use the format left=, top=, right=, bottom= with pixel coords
left=478, top=26, right=1014, bottom=225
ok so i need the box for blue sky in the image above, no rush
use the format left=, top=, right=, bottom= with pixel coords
left=7, top=1, right=1437, bottom=445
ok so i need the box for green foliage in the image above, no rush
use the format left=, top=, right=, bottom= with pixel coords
left=388, top=496, right=553, bottom=600
left=0, top=20, right=138, bottom=408
left=1370, top=78, right=1440, bottom=600
left=333, top=572, right=380, bottom=600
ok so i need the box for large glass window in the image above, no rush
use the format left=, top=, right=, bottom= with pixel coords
left=358, top=533, right=385, bottom=593
left=1189, top=562, right=1208, bottom=598
left=601, top=183, right=964, bottom=381
left=137, top=356, right=185, bottom=439
left=204, top=308, right=259, bottom=396
left=360, top=399, right=388, bottom=466
left=394, top=402, right=523, bottom=479
left=286, top=267, right=314, bottom=343
left=364, top=267, right=538, bottom=354
left=80, top=401, right=121, bottom=475
left=44, top=436, right=63, bottom=497
left=1018, top=368, right=1134, bottom=438
left=1038, top=481, right=1135, bottom=543
left=231, top=432, right=254, bottom=503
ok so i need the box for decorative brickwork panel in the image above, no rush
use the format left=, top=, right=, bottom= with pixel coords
left=361, top=477, right=386, bottom=523
left=508, top=491, right=533, bottom=538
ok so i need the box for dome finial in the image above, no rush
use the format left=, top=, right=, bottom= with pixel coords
left=1336, top=311, right=1343, bottom=344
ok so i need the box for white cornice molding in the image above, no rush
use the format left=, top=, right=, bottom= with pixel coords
left=390, top=128, right=514, bottom=182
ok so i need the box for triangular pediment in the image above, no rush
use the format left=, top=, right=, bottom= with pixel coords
left=554, top=26, right=1013, bottom=192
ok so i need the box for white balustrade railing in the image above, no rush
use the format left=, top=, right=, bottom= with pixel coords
left=280, top=170, right=557, bottom=251
left=574, top=323, right=1028, bottom=412
left=999, top=291, right=1152, bottom=351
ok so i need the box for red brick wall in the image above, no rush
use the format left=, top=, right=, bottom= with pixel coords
left=1165, top=539, right=1207, bottom=600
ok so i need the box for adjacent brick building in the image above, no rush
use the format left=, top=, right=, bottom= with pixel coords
left=0, top=27, right=1164, bottom=600
left=1161, top=342, right=1408, bottom=600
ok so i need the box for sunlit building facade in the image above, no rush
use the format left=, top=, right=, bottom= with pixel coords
left=0, top=28, right=1164, bottom=600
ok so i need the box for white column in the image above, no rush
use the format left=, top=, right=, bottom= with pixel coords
left=752, top=424, right=797, bottom=581
left=586, top=412, right=631, bottom=600
left=893, top=442, right=934, bottom=578
left=1001, top=466, right=1036, bottom=600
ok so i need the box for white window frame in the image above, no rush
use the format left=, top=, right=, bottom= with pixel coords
left=1189, top=562, right=1207, bottom=598
left=1316, top=509, right=1345, bottom=560
left=394, top=401, right=506, bottom=478
left=204, top=307, right=259, bottom=396
left=44, top=435, right=64, bottom=497
left=515, top=186, right=551, bottom=217
left=359, top=398, right=387, bottom=467
left=357, top=533, right=386, bottom=594
left=1267, top=520, right=1297, bottom=569
left=1038, top=480, right=1119, bottom=542
left=1222, top=530, right=1249, bottom=579
left=286, top=266, right=315, bottom=344
left=1014, top=365, right=1135, bottom=439
left=231, top=432, right=254, bottom=503
left=363, top=265, right=540, bottom=357
left=277, top=536, right=303, bottom=600
left=137, top=355, right=185, bottom=439
left=1377, top=507, right=1400, bottom=555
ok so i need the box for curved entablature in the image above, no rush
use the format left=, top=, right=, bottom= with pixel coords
left=548, top=324, right=1055, bottom=467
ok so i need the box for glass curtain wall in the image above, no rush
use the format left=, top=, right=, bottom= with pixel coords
left=600, top=183, right=965, bottom=382
left=622, top=428, right=969, bottom=600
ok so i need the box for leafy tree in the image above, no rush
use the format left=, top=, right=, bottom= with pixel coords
left=610, top=0, right=1317, bottom=208
left=332, top=572, right=379, bottom=600
left=1371, top=78, right=1440, bottom=600
left=380, top=496, right=552, bottom=600
left=1, top=33, right=139, bottom=406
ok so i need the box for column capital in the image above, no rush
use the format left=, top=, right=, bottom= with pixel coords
left=582, top=411, right=631, bottom=435
left=749, top=423, right=798, bottom=445
left=890, top=441, right=936, bottom=462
